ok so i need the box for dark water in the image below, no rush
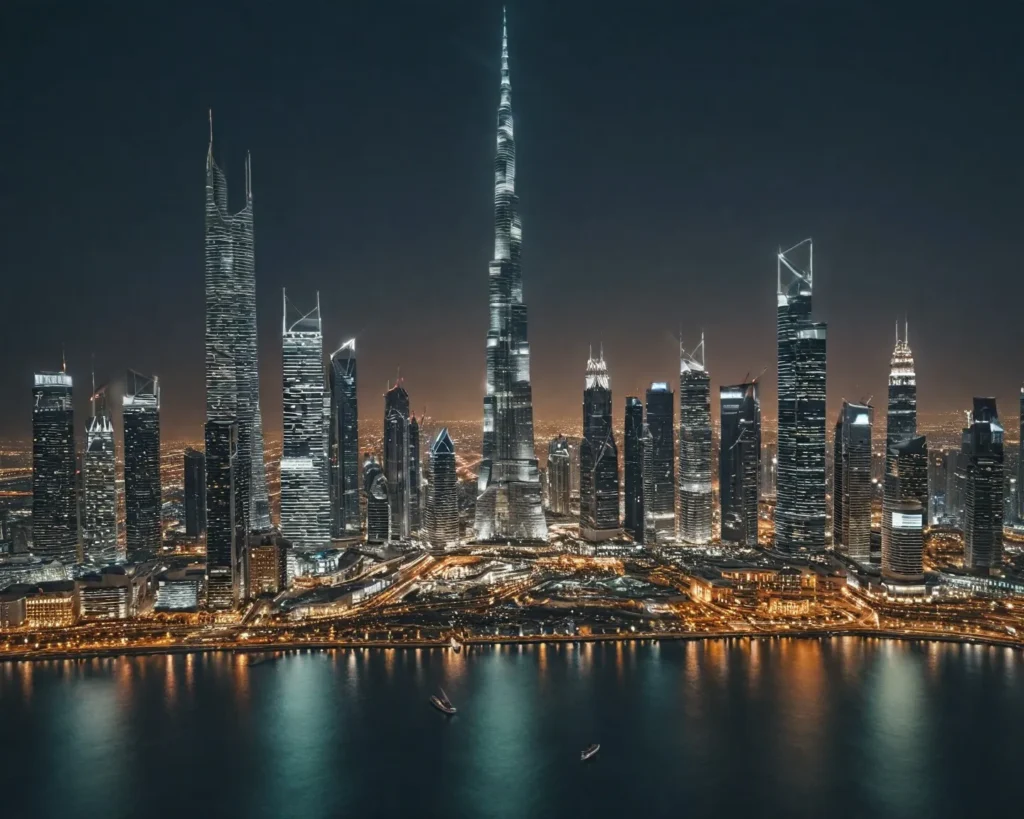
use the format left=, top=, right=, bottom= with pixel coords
left=1, top=638, right=1022, bottom=819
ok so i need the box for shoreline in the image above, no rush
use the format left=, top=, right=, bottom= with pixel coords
left=1, top=627, right=1021, bottom=663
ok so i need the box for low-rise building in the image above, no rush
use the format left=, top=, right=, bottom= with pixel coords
left=0, top=587, right=27, bottom=628
left=24, top=581, right=77, bottom=628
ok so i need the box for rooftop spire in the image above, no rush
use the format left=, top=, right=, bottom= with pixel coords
left=207, top=108, right=213, bottom=167
left=500, top=6, right=511, bottom=105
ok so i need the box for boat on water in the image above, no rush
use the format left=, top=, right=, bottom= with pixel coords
left=580, top=743, right=600, bottom=762
left=450, top=636, right=463, bottom=653
left=430, top=687, right=457, bottom=716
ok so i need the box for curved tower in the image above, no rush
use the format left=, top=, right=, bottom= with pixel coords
left=474, top=8, right=547, bottom=542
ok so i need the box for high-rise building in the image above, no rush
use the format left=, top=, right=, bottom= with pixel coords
left=1018, top=386, right=1023, bottom=524
left=279, top=292, right=330, bottom=549
left=205, top=420, right=239, bottom=609
left=32, top=370, right=77, bottom=563
left=425, top=428, right=459, bottom=550
left=720, top=382, right=760, bottom=547
left=123, top=371, right=161, bottom=559
left=775, top=239, right=827, bottom=553
left=184, top=448, right=206, bottom=539
left=205, top=116, right=270, bottom=535
left=579, top=349, right=619, bottom=541
left=645, top=383, right=675, bottom=540
left=883, top=435, right=928, bottom=583
left=546, top=436, right=571, bottom=516
left=882, top=321, right=918, bottom=560
left=82, top=381, right=118, bottom=564
left=474, top=10, right=547, bottom=543
left=623, top=397, right=645, bottom=539
left=246, top=532, right=289, bottom=598
left=641, top=423, right=657, bottom=546
left=678, top=337, right=712, bottom=545
left=409, top=414, right=421, bottom=534
left=363, top=455, right=390, bottom=544
left=384, top=382, right=414, bottom=541
left=328, top=340, right=360, bottom=538
left=964, top=398, right=1004, bottom=573
left=761, top=443, right=777, bottom=499
left=834, top=401, right=873, bottom=565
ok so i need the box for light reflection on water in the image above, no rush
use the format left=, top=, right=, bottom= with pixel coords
left=1, top=639, right=1022, bottom=819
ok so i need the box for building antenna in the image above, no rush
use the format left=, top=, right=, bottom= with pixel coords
left=61, top=344, right=67, bottom=374
left=90, top=353, right=96, bottom=415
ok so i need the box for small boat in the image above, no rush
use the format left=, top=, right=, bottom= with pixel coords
left=430, top=687, right=457, bottom=715
left=580, top=743, right=600, bottom=762
left=450, top=636, right=463, bottom=653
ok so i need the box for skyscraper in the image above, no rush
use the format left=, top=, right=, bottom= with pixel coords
left=883, top=435, right=928, bottom=584
left=474, top=9, right=547, bottom=543
left=184, top=448, right=206, bottom=539
left=425, top=428, right=459, bottom=550
left=1018, top=386, right=1023, bottom=524
left=279, top=292, right=330, bottom=549
left=328, top=340, right=360, bottom=537
left=205, top=115, right=270, bottom=535
left=32, top=370, right=77, bottom=563
left=623, top=396, right=645, bottom=540
left=579, top=349, right=619, bottom=541
left=834, top=401, right=873, bottom=565
left=775, top=239, right=827, bottom=553
left=363, top=455, right=390, bottom=545
left=384, top=382, right=414, bottom=541
left=964, top=398, right=1004, bottom=573
left=882, top=321, right=919, bottom=561
left=409, top=414, right=421, bottom=534
left=645, top=383, right=675, bottom=540
left=123, top=370, right=161, bottom=559
left=205, top=419, right=239, bottom=609
left=641, top=423, right=658, bottom=546
left=546, top=436, right=571, bottom=515
left=678, top=336, right=712, bottom=545
left=720, top=382, right=760, bottom=547
left=82, top=380, right=118, bottom=564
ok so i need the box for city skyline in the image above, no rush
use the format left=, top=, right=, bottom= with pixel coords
left=1, top=3, right=1021, bottom=441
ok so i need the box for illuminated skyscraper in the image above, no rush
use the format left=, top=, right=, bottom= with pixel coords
left=623, top=396, right=645, bottom=539
left=964, top=398, right=1004, bottom=573
left=409, top=414, right=421, bottom=534
left=279, top=292, right=330, bottom=549
left=775, top=239, right=827, bottom=553
left=678, top=336, right=712, bottom=545
left=834, top=401, right=873, bottom=565
left=82, top=380, right=118, bottom=564
left=363, top=455, right=390, bottom=545
left=123, top=370, right=161, bottom=559
left=580, top=348, right=619, bottom=541
left=882, top=321, right=920, bottom=560
left=329, top=340, right=360, bottom=537
left=720, top=382, right=760, bottom=547
left=184, top=448, right=206, bottom=539
left=425, top=428, right=459, bottom=550
left=474, top=9, right=547, bottom=543
left=32, top=370, right=77, bottom=563
left=645, top=383, right=675, bottom=540
left=641, top=423, right=658, bottom=546
left=546, top=435, right=571, bottom=515
left=883, top=435, right=928, bottom=584
left=205, top=115, right=270, bottom=535
left=205, top=419, right=239, bottom=608
left=384, top=383, right=419, bottom=541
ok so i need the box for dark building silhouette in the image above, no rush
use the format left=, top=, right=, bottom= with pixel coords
left=645, top=383, right=675, bottom=540
left=363, top=455, right=390, bottom=545
left=425, top=428, right=459, bottom=550
left=720, top=382, right=760, bottom=547
left=329, top=339, right=360, bottom=538
left=123, top=370, right=161, bottom=559
left=579, top=349, right=619, bottom=541
left=205, top=420, right=239, bottom=609
left=623, top=397, right=645, bottom=540
left=31, top=370, right=77, bottom=563
left=964, top=398, right=1004, bottom=573
left=184, top=448, right=206, bottom=538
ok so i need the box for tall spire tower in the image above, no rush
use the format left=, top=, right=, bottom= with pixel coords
left=474, top=8, right=547, bottom=542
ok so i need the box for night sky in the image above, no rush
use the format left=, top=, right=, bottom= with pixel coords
left=1, top=1, right=1021, bottom=440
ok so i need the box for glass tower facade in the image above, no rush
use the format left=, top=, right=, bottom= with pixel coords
left=678, top=338, right=712, bottom=545
left=580, top=349, right=619, bottom=541
left=775, top=239, right=827, bottom=553
left=882, top=321, right=919, bottom=561
left=546, top=435, right=571, bottom=516
left=83, top=383, right=119, bottom=564
left=363, top=456, right=390, bottom=545
left=964, top=398, right=1004, bottom=573
left=883, top=435, right=928, bottom=583
left=32, top=371, right=78, bottom=563
left=474, top=10, right=547, bottom=543
left=184, top=447, right=206, bottom=539
left=425, top=428, right=459, bottom=550
left=623, top=396, right=645, bottom=540
left=645, top=383, right=675, bottom=540
left=834, top=401, right=873, bottom=565
left=384, top=383, right=414, bottom=541
left=329, top=340, right=360, bottom=537
left=123, top=370, right=161, bottom=560
left=205, top=419, right=239, bottom=609
left=720, top=382, right=760, bottom=547
left=280, top=292, right=330, bottom=549
left=205, top=118, right=271, bottom=536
